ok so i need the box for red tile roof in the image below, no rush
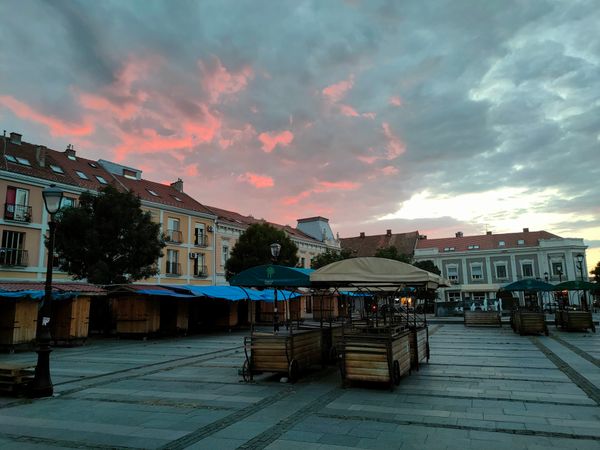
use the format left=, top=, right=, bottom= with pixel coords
left=416, top=230, right=560, bottom=252
left=340, top=231, right=420, bottom=257
left=0, top=281, right=106, bottom=294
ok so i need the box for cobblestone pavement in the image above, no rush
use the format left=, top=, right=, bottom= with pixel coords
left=0, top=325, right=599, bottom=450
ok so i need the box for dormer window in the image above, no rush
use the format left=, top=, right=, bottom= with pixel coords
left=517, top=239, right=525, bottom=245
left=50, top=164, right=64, bottom=174
left=5, top=155, right=17, bottom=163
left=95, top=175, right=108, bottom=184
left=498, top=241, right=505, bottom=247
left=76, top=171, right=89, bottom=180
left=172, top=195, right=183, bottom=202
left=16, top=157, right=31, bottom=166
left=67, top=154, right=77, bottom=161
left=88, top=162, right=98, bottom=168
left=147, top=189, right=159, bottom=197
left=123, top=169, right=137, bottom=180
left=467, top=245, right=479, bottom=250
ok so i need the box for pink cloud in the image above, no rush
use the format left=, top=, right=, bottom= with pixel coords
left=79, top=92, right=139, bottom=121
left=381, top=165, right=399, bottom=176
left=282, top=179, right=361, bottom=205
left=258, top=130, right=294, bottom=152
left=114, top=128, right=196, bottom=160
left=237, top=172, right=274, bottom=188
left=185, top=164, right=199, bottom=177
left=389, top=96, right=403, bottom=107
left=199, top=58, right=253, bottom=104
left=339, top=104, right=360, bottom=117
left=322, top=75, right=354, bottom=103
left=357, top=155, right=379, bottom=165
left=382, top=122, right=406, bottom=159
left=0, top=95, right=94, bottom=137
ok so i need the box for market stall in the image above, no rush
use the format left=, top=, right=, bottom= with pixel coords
left=311, top=257, right=448, bottom=389
left=499, top=279, right=552, bottom=335
left=553, top=281, right=596, bottom=333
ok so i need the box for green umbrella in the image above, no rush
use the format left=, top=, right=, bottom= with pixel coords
left=553, top=280, right=597, bottom=291
left=500, top=279, right=554, bottom=292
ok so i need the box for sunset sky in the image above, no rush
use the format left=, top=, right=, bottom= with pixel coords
left=1, top=0, right=599, bottom=270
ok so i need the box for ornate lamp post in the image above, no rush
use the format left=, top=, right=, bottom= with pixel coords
left=270, top=243, right=281, bottom=333
left=576, top=253, right=588, bottom=311
left=29, top=185, right=63, bottom=398
left=544, top=271, right=549, bottom=312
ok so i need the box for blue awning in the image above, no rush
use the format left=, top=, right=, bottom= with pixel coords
left=132, top=289, right=197, bottom=298
left=0, top=290, right=78, bottom=300
left=164, top=285, right=266, bottom=301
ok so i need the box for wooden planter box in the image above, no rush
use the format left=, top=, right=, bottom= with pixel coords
left=52, top=296, right=91, bottom=346
left=464, top=310, right=501, bottom=327
left=513, top=311, right=548, bottom=336
left=114, top=296, right=160, bottom=337
left=409, top=326, right=429, bottom=370
left=339, top=330, right=411, bottom=389
left=0, top=300, right=38, bottom=351
left=555, top=311, right=596, bottom=332
left=242, top=328, right=322, bottom=382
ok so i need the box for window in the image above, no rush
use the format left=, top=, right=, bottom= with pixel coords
left=551, top=261, right=563, bottom=277
left=166, top=249, right=180, bottom=275
left=146, top=189, right=159, bottom=197
left=123, top=169, right=137, bottom=180
left=67, top=154, right=77, bottom=161
left=88, top=162, right=98, bottom=168
left=222, top=245, right=229, bottom=265
left=195, top=223, right=206, bottom=246
left=61, top=197, right=76, bottom=208
left=498, top=240, right=505, bottom=247
left=471, top=263, right=483, bottom=280
left=171, top=195, right=183, bottom=202
left=495, top=264, right=507, bottom=279
left=167, top=218, right=182, bottom=243
left=95, top=175, right=108, bottom=184
left=522, top=262, right=534, bottom=278
left=446, top=265, right=459, bottom=281
left=5, top=155, right=17, bottom=163
left=193, top=253, right=207, bottom=277
left=15, top=157, right=30, bottom=166
left=467, top=245, right=480, bottom=250
left=300, top=257, right=306, bottom=268
left=1, top=230, right=27, bottom=266
left=4, top=186, right=31, bottom=222
left=75, top=171, right=89, bottom=179
left=447, top=292, right=461, bottom=302
left=50, top=164, right=64, bottom=174
left=517, top=239, right=525, bottom=245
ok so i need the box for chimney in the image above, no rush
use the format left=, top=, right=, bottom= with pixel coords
left=9, top=132, right=22, bottom=145
left=360, top=232, right=365, bottom=238
left=35, top=146, right=47, bottom=167
left=523, top=228, right=529, bottom=233
left=170, top=178, right=183, bottom=193
left=65, top=144, right=76, bottom=159
left=455, top=231, right=463, bottom=238
left=486, top=231, right=492, bottom=235
left=419, top=235, right=427, bottom=240
left=386, top=229, right=392, bottom=237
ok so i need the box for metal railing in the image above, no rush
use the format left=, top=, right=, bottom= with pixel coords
left=165, top=229, right=183, bottom=243
left=194, top=234, right=209, bottom=247
left=0, top=248, right=29, bottom=266
left=194, top=265, right=208, bottom=277
left=4, top=203, right=32, bottom=222
left=165, top=261, right=181, bottom=275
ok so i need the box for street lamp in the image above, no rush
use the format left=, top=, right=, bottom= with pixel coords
left=29, top=184, right=63, bottom=398
left=270, top=243, right=281, bottom=333
left=544, top=272, right=550, bottom=312
left=576, top=253, right=588, bottom=311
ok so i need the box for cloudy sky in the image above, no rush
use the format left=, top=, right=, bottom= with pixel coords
left=1, top=0, right=599, bottom=269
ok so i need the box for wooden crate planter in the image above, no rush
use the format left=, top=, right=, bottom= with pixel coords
left=51, top=296, right=91, bottom=346
left=242, top=328, right=322, bottom=382
left=464, top=311, right=501, bottom=327
left=409, top=327, right=429, bottom=370
left=114, top=296, right=160, bottom=337
left=0, top=300, right=38, bottom=351
left=339, top=330, right=411, bottom=390
left=513, top=311, right=547, bottom=336
left=0, top=363, right=35, bottom=395
left=555, top=311, right=596, bottom=332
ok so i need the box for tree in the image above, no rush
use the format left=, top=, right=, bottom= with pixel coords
left=53, top=185, right=165, bottom=284
left=225, top=223, right=298, bottom=280
left=374, top=246, right=412, bottom=263
left=311, top=248, right=355, bottom=269
left=591, top=261, right=600, bottom=283
left=413, top=259, right=441, bottom=275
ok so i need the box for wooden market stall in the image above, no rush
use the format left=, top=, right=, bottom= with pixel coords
left=499, top=279, right=553, bottom=336
left=311, top=257, right=449, bottom=389
left=553, top=281, right=596, bottom=333
left=0, top=294, right=38, bottom=351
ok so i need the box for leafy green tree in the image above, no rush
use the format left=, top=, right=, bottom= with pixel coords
left=225, top=223, right=298, bottom=280
left=413, top=259, right=441, bottom=275
left=591, top=261, right=600, bottom=283
left=53, top=185, right=165, bottom=284
left=311, top=248, right=355, bottom=269
left=374, top=246, right=412, bottom=263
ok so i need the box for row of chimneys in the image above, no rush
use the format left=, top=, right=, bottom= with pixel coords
left=455, top=228, right=530, bottom=238
left=359, top=229, right=394, bottom=238
left=356, top=228, right=532, bottom=240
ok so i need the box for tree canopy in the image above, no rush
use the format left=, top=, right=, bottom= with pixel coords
left=373, top=246, right=412, bottom=263
left=591, top=261, right=600, bottom=284
left=53, top=185, right=165, bottom=284
left=225, top=223, right=298, bottom=280
left=311, top=248, right=355, bottom=269
left=413, top=259, right=442, bottom=275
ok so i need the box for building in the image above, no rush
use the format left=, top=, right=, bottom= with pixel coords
left=340, top=229, right=420, bottom=257
left=414, top=229, right=588, bottom=310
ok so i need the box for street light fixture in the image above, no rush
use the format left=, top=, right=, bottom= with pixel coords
left=29, top=184, right=64, bottom=398
left=543, top=271, right=549, bottom=312
left=270, top=243, right=281, bottom=333
left=576, top=253, right=588, bottom=311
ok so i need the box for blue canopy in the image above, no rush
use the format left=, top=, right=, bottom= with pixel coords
left=229, top=265, right=313, bottom=288
left=258, top=289, right=301, bottom=301
left=0, top=290, right=77, bottom=300
left=132, top=289, right=197, bottom=298
left=165, top=285, right=266, bottom=301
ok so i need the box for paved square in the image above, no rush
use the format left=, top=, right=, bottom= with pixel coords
left=0, top=325, right=599, bottom=449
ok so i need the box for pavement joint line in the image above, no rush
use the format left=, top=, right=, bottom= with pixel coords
left=316, top=412, right=600, bottom=442
left=0, top=431, right=143, bottom=450
left=65, top=396, right=237, bottom=411
left=531, top=337, right=600, bottom=406
left=430, top=363, right=557, bottom=370
left=390, top=391, right=593, bottom=407
left=550, top=334, right=600, bottom=368
left=238, top=385, right=343, bottom=450
left=416, top=374, right=571, bottom=383
left=154, top=385, right=297, bottom=450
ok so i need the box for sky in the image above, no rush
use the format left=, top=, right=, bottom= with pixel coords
left=1, top=0, right=599, bottom=271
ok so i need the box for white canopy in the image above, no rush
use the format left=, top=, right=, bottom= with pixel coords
left=310, top=257, right=450, bottom=290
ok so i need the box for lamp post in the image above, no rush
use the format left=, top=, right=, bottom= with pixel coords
left=29, top=185, right=63, bottom=398
left=544, top=271, right=549, bottom=312
left=270, top=243, right=281, bottom=333
left=576, top=253, right=588, bottom=311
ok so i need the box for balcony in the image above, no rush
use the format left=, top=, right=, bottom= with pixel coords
left=194, top=234, right=209, bottom=247
left=4, top=203, right=32, bottom=222
left=194, top=265, right=208, bottom=278
left=165, top=229, right=183, bottom=244
left=165, top=261, right=181, bottom=276
left=0, top=248, right=28, bottom=267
